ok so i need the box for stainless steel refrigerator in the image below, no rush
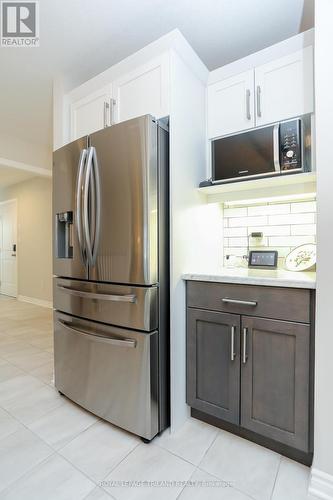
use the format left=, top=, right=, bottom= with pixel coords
left=52, top=115, right=169, bottom=441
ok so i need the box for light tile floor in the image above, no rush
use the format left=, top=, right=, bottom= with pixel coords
left=0, top=296, right=316, bottom=500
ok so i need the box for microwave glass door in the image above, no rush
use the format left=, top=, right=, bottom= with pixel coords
left=212, top=125, right=278, bottom=182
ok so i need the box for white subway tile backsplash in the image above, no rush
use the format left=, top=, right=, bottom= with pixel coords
left=247, top=225, right=291, bottom=236
left=268, top=235, right=316, bottom=247
left=223, top=199, right=317, bottom=268
left=224, top=207, right=248, bottom=218
left=224, top=227, right=248, bottom=237
left=291, top=224, right=316, bottom=236
left=226, top=247, right=248, bottom=257
left=229, top=215, right=267, bottom=227
left=247, top=203, right=290, bottom=216
left=268, top=213, right=315, bottom=226
left=290, top=201, right=317, bottom=213
left=228, top=237, right=249, bottom=247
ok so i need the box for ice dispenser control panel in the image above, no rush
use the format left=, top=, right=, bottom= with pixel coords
left=56, top=211, right=73, bottom=259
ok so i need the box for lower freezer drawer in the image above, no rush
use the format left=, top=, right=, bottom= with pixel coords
left=54, top=311, right=159, bottom=440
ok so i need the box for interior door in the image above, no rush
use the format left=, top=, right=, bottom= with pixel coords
left=53, top=136, right=89, bottom=280
left=0, top=200, right=17, bottom=297
left=88, top=115, right=158, bottom=285
left=187, top=308, right=240, bottom=425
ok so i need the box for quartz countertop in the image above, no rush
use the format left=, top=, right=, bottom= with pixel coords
left=182, top=267, right=316, bottom=289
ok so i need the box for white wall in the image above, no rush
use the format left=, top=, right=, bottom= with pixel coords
left=309, top=1, right=333, bottom=498
left=0, top=132, right=52, bottom=171
left=169, top=51, right=223, bottom=430
left=0, top=177, right=53, bottom=304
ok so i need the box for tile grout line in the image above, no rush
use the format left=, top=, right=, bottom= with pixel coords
left=270, top=455, right=282, bottom=500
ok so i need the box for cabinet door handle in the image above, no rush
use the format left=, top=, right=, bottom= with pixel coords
left=231, top=325, right=236, bottom=361
left=256, top=85, right=262, bottom=117
left=103, top=101, right=110, bottom=128
left=242, top=328, right=248, bottom=364
left=246, top=89, right=251, bottom=120
left=110, top=98, right=116, bottom=125
left=222, top=298, right=257, bottom=307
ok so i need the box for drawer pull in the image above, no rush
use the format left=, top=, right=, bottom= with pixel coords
left=222, top=298, right=257, bottom=307
left=57, top=285, right=136, bottom=303
left=231, top=326, right=236, bottom=361
left=242, top=328, right=248, bottom=364
left=58, top=320, right=137, bottom=348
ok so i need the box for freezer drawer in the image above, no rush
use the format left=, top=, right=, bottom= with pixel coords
left=54, top=278, right=158, bottom=331
left=54, top=311, right=159, bottom=439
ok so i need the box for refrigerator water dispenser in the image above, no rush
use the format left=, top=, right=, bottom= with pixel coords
left=56, top=211, right=73, bottom=259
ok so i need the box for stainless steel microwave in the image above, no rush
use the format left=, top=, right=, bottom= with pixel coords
left=211, top=115, right=312, bottom=184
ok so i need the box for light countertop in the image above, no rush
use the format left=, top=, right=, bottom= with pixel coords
left=182, top=267, right=316, bottom=289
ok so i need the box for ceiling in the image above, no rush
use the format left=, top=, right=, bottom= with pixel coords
left=0, top=0, right=314, bottom=154
left=0, top=166, right=37, bottom=189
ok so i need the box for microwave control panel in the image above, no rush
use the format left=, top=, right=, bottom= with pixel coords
left=279, top=119, right=302, bottom=171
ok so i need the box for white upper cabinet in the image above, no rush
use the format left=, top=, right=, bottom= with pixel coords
left=208, top=70, right=255, bottom=138
left=255, top=46, right=314, bottom=126
left=112, top=55, right=170, bottom=124
left=70, top=85, right=112, bottom=141
left=207, top=46, right=314, bottom=139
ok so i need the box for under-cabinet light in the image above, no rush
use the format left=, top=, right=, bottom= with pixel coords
left=223, top=192, right=316, bottom=207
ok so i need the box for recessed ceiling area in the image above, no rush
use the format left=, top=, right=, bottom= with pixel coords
left=0, top=0, right=314, bottom=155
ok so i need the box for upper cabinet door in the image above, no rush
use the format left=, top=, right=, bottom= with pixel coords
left=70, top=85, right=112, bottom=141
left=208, top=70, right=255, bottom=139
left=112, top=55, right=170, bottom=124
left=255, top=46, right=314, bottom=126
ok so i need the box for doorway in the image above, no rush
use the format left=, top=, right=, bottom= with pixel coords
left=0, top=199, right=17, bottom=297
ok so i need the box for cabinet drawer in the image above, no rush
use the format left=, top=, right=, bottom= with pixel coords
left=187, top=281, right=311, bottom=323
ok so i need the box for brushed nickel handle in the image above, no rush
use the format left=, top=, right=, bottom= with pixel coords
left=110, top=98, right=116, bottom=125
left=58, top=320, right=136, bottom=348
left=242, top=328, right=248, bottom=364
left=57, top=285, right=136, bottom=303
left=246, top=89, right=251, bottom=120
left=256, top=85, right=262, bottom=117
left=222, top=298, right=257, bottom=307
left=231, top=325, right=236, bottom=361
left=76, top=148, right=87, bottom=265
left=103, top=101, right=110, bottom=128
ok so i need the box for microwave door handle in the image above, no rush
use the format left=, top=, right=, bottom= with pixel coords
left=273, top=124, right=281, bottom=173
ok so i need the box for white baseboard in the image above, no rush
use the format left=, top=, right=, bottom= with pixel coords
left=18, top=295, right=53, bottom=309
left=309, top=468, right=333, bottom=500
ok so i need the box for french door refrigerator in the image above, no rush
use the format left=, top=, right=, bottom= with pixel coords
left=53, top=115, right=169, bottom=441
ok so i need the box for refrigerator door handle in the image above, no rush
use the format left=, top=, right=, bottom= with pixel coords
left=57, top=319, right=137, bottom=348
left=83, top=147, right=94, bottom=266
left=56, top=284, right=137, bottom=302
left=76, top=148, right=87, bottom=264
left=91, top=147, right=101, bottom=266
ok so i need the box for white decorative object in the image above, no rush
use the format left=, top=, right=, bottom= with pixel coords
left=285, top=244, right=316, bottom=272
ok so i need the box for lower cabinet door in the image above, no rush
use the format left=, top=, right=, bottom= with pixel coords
left=187, top=308, right=240, bottom=424
left=241, top=316, right=310, bottom=451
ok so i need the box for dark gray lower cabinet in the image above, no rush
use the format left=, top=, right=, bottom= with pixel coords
left=186, top=281, right=314, bottom=462
left=241, top=316, right=310, bottom=452
left=187, top=308, right=240, bottom=424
